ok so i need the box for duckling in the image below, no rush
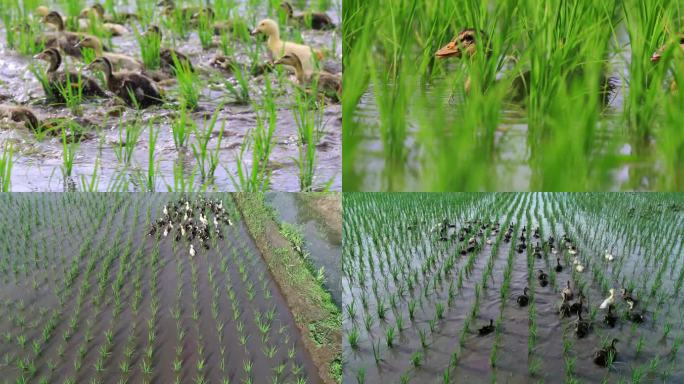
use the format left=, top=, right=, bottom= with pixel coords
left=189, top=244, right=196, bottom=258
left=274, top=52, right=341, bottom=101
left=0, top=105, right=40, bottom=131
left=86, top=57, right=163, bottom=108
left=559, top=296, right=571, bottom=318
left=599, top=288, right=615, bottom=309
left=79, top=5, right=130, bottom=36
left=575, top=261, right=585, bottom=273
left=537, top=269, right=548, bottom=287
left=569, top=293, right=584, bottom=315
left=604, top=249, right=614, bottom=262
left=593, top=338, right=618, bottom=367
left=157, top=0, right=209, bottom=19
left=478, top=319, right=494, bottom=336
left=603, top=304, right=617, bottom=328
left=84, top=4, right=139, bottom=23
left=516, top=287, right=529, bottom=307
left=75, top=36, right=143, bottom=71
left=555, top=257, right=563, bottom=272
left=627, top=301, right=645, bottom=323
left=280, top=2, right=335, bottom=30
left=562, top=280, right=574, bottom=301
left=251, top=19, right=317, bottom=78
left=621, top=288, right=638, bottom=308
left=146, top=26, right=194, bottom=74
left=33, top=48, right=107, bottom=102
left=38, top=11, right=99, bottom=57
left=575, top=312, right=590, bottom=338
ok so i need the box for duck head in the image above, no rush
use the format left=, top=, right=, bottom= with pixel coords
left=274, top=52, right=301, bottom=67
left=280, top=2, right=294, bottom=17
left=42, top=11, right=65, bottom=31
left=251, top=19, right=279, bottom=37
left=74, top=36, right=102, bottom=51
left=86, top=56, right=113, bottom=74
left=33, top=48, right=61, bottom=71
left=651, top=34, right=684, bottom=62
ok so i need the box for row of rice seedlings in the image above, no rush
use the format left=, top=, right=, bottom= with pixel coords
left=191, top=104, right=225, bottom=184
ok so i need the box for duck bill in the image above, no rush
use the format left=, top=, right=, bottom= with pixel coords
left=33, top=52, right=47, bottom=60
left=250, top=28, right=259, bottom=36
left=435, top=42, right=461, bottom=58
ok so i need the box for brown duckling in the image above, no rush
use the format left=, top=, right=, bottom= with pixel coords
left=75, top=36, right=143, bottom=71
left=146, top=26, right=194, bottom=74
left=603, top=304, right=617, bottom=328
left=87, top=57, right=163, bottom=108
left=593, top=338, right=618, bottom=367
left=516, top=287, right=529, bottom=307
left=38, top=11, right=100, bottom=58
left=274, top=52, right=341, bottom=102
left=280, top=2, right=335, bottom=30
left=209, top=55, right=273, bottom=76
left=33, top=48, right=107, bottom=102
left=478, top=319, right=495, bottom=336
left=575, top=311, right=590, bottom=338
left=435, top=28, right=616, bottom=104
left=157, top=0, right=210, bottom=19
left=0, top=105, right=40, bottom=131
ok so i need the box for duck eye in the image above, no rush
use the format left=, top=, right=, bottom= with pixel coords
left=462, top=35, right=474, bottom=43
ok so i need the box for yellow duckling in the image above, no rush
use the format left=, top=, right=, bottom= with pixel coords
left=251, top=19, right=317, bottom=78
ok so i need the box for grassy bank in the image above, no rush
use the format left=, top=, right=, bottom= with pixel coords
left=233, top=192, right=342, bottom=383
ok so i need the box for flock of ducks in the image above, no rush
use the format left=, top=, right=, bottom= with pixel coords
left=434, top=28, right=684, bottom=101
left=431, top=218, right=649, bottom=368
left=1, top=1, right=341, bottom=131
left=147, top=196, right=233, bottom=254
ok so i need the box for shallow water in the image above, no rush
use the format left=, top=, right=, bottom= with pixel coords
left=265, top=192, right=342, bottom=305
left=0, top=0, right=341, bottom=191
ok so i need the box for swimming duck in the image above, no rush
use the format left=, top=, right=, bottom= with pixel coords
left=537, top=269, right=548, bottom=287
left=0, top=105, right=40, bottom=131
left=604, top=249, right=614, bottom=262
left=603, top=304, right=617, bottom=328
left=599, top=289, right=615, bottom=309
left=251, top=19, right=317, bottom=78
left=478, top=319, right=494, bottom=336
left=75, top=36, right=143, bottom=71
left=33, top=48, right=107, bottom=102
left=280, top=2, right=335, bottom=30
left=562, top=281, right=574, bottom=301
left=593, top=339, right=618, bottom=367
left=575, top=312, right=590, bottom=338
left=574, top=261, right=585, bottom=273
left=627, top=301, right=645, bottom=323
left=621, top=288, right=638, bottom=308
left=555, top=257, right=563, bottom=272
left=38, top=11, right=99, bottom=57
left=86, top=57, right=163, bottom=108
left=570, top=293, right=584, bottom=315
left=517, top=287, right=529, bottom=307
left=559, top=296, right=571, bottom=318
left=274, top=52, right=341, bottom=101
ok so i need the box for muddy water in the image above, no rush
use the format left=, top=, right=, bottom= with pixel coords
left=0, top=1, right=341, bottom=191
left=265, top=192, right=342, bottom=306
left=343, top=194, right=684, bottom=383
left=0, top=193, right=323, bottom=383
left=350, top=29, right=669, bottom=191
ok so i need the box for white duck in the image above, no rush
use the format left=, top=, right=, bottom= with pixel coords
left=604, top=249, right=614, bottom=262
left=189, top=244, right=196, bottom=258
left=251, top=18, right=317, bottom=78
left=163, top=205, right=168, bottom=215
left=600, top=289, right=615, bottom=309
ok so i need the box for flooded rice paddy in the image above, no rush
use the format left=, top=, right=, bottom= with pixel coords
left=0, top=0, right=341, bottom=191
left=343, top=193, right=684, bottom=383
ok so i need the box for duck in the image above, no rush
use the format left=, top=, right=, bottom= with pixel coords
left=537, top=269, right=548, bottom=287
left=575, top=312, right=590, bottom=338
left=81, top=3, right=138, bottom=24
left=603, top=304, right=617, bottom=328
left=79, top=5, right=130, bottom=36
left=621, top=288, right=638, bottom=308
left=574, top=260, right=585, bottom=273
left=562, top=280, right=574, bottom=301
left=570, top=293, right=584, bottom=315
left=157, top=0, right=210, bottom=19
left=33, top=48, right=107, bottom=102
left=0, top=105, right=40, bottom=131
left=568, top=246, right=578, bottom=255
left=86, top=57, right=163, bottom=108
left=593, top=338, right=618, bottom=367
left=38, top=11, right=99, bottom=57
left=75, top=36, right=143, bottom=71
left=555, top=257, right=563, bottom=272
left=146, top=26, right=194, bottom=74
left=604, top=249, right=614, bottom=262
left=599, top=288, right=615, bottom=309
left=627, top=301, right=645, bottom=323
left=189, top=244, right=196, bottom=258
left=251, top=19, right=317, bottom=78
left=274, top=52, right=341, bottom=101
left=559, top=295, right=571, bottom=318
left=280, top=2, right=335, bottom=30
left=478, top=319, right=494, bottom=336
left=516, top=287, right=529, bottom=307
